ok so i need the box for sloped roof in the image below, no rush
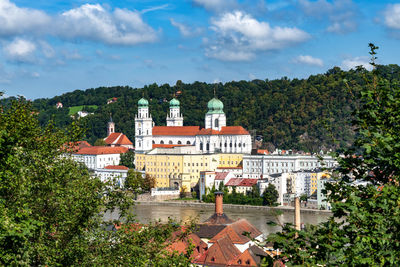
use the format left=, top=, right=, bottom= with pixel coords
left=75, top=146, right=128, bottom=155
left=104, top=165, right=129, bottom=170
left=197, top=128, right=220, bottom=135
left=209, top=219, right=262, bottom=245
left=225, top=178, right=258, bottom=187
left=63, top=141, right=92, bottom=152
left=104, top=133, right=133, bottom=145
left=215, top=172, right=229, bottom=180
left=152, top=126, right=200, bottom=136
left=219, top=126, right=249, bottom=135
left=204, top=236, right=242, bottom=266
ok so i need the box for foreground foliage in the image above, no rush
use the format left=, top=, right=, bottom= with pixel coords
left=267, top=45, right=400, bottom=266
left=0, top=97, right=192, bottom=266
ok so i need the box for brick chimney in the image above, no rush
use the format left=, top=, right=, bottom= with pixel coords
left=215, top=192, right=223, bottom=215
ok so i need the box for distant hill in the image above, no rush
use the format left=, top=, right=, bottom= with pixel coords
left=4, top=64, right=400, bottom=152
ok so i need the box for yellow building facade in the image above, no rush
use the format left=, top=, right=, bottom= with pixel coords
left=135, top=150, right=243, bottom=192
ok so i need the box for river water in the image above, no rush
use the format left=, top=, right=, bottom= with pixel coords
left=109, top=203, right=332, bottom=235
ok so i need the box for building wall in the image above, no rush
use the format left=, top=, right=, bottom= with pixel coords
left=72, top=153, right=121, bottom=169
left=93, top=168, right=128, bottom=187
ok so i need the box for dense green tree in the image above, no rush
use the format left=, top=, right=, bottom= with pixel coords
left=0, top=97, right=192, bottom=265
left=142, top=174, right=156, bottom=192
left=262, top=184, right=279, bottom=206
left=119, top=150, right=135, bottom=168
left=94, top=138, right=106, bottom=146
left=267, top=44, right=400, bottom=266
left=124, top=169, right=143, bottom=192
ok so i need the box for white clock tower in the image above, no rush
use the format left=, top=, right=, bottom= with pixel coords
left=135, top=98, right=153, bottom=153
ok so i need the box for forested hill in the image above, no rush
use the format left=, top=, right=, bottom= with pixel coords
left=8, top=64, right=400, bottom=152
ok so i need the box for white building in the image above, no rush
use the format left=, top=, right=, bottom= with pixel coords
left=72, top=146, right=128, bottom=169
left=134, top=97, right=252, bottom=155
left=242, top=154, right=337, bottom=178
left=94, top=165, right=129, bottom=187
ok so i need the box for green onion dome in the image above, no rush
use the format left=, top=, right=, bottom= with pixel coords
left=138, top=98, right=149, bottom=107
left=169, top=98, right=180, bottom=107
left=207, top=98, right=224, bottom=114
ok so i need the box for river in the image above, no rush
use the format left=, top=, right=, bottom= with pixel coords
left=106, top=202, right=332, bottom=235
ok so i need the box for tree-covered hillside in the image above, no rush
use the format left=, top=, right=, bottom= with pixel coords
left=8, top=64, right=400, bottom=152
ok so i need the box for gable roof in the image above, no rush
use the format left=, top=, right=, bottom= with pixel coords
left=209, top=219, right=262, bottom=245
left=204, top=236, right=242, bottom=266
left=152, top=126, right=200, bottom=136
left=75, top=146, right=128, bottom=155
left=152, top=144, right=187, bottom=149
left=104, top=132, right=133, bottom=145
left=219, top=126, right=249, bottom=135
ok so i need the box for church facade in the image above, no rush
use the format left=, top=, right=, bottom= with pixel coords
left=134, top=97, right=252, bottom=156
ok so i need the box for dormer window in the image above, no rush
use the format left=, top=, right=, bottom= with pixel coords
left=211, top=257, right=215, bottom=262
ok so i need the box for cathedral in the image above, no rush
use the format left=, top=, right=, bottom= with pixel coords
left=134, top=97, right=252, bottom=155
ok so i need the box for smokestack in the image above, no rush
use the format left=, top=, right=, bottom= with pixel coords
left=294, top=197, right=301, bottom=231
left=215, top=192, right=223, bottom=215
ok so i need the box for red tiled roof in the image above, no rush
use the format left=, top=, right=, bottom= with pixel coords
left=203, top=236, right=242, bottom=266
left=104, top=165, right=129, bottom=170
left=152, top=144, right=187, bottom=149
left=104, top=133, right=133, bottom=145
left=209, top=219, right=262, bottom=245
left=76, top=146, right=128, bottom=155
left=257, top=149, right=270, bottom=155
left=219, top=126, right=249, bottom=135
left=225, top=178, right=258, bottom=187
left=197, top=128, right=220, bottom=135
left=62, top=141, right=92, bottom=152
left=215, top=172, right=229, bottom=180
left=153, top=126, right=200, bottom=136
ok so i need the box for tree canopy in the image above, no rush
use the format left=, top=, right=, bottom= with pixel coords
left=0, top=97, right=192, bottom=265
left=267, top=44, right=400, bottom=266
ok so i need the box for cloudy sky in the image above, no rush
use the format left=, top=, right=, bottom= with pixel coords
left=1, top=0, right=400, bottom=99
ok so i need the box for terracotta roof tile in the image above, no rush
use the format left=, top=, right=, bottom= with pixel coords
left=62, top=141, right=92, bottom=152
left=197, top=128, right=220, bottom=135
left=104, top=133, right=133, bottom=145
left=215, top=172, right=229, bottom=180
left=219, top=126, right=249, bottom=135
left=225, top=178, right=258, bottom=187
left=204, top=236, right=242, bottom=266
left=76, top=146, right=128, bottom=155
left=209, top=219, right=262, bottom=245
left=153, top=126, right=200, bottom=136
left=104, top=165, right=129, bottom=170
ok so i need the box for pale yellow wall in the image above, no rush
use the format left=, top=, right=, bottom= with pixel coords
left=218, top=153, right=243, bottom=168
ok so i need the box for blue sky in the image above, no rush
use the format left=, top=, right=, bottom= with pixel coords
left=1, top=0, right=400, bottom=99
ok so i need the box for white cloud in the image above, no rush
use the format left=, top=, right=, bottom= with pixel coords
left=192, top=0, right=238, bottom=12
left=170, top=18, right=202, bottom=37
left=299, top=0, right=357, bottom=34
left=384, top=4, right=400, bottom=30
left=39, top=41, right=55, bottom=58
left=206, top=11, right=310, bottom=61
left=0, top=2, right=158, bottom=46
left=341, top=56, right=373, bottom=71
left=293, top=55, right=323, bottom=67
left=3, top=38, right=36, bottom=63
left=141, top=4, right=169, bottom=14
left=0, top=0, right=50, bottom=36
left=57, top=4, right=158, bottom=45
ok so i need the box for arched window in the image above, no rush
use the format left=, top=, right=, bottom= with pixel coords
left=200, top=143, right=203, bottom=150
left=243, top=143, right=246, bottom=147
left=214, top=118, right=219, bottom=128
left=138, top=129, right=141, bottom=135
left=230, top=143, right=232, bottom=147
left=178, top=141, right=182, bottom=144
left=224, top=143, right=227, bottom=147
left=169, top=140, right=173, bottom=144
left=234, top=143, right=237, bottom=147
left=147, top=130, right=149, bottom=135
left=152, top=140, right=155, bottom=144
left=206, top=143, right=210, bottom=151
left=220, top=142, right=222, bottom=147
left=160, top=140, right=164, bottom=144
left=238, top=143, right=242, bottom=147
left=186, top=141, right=191, bottom=145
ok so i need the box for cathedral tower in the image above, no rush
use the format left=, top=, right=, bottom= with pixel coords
left=135, top=98, right=153, bottom=153
left=205, top=98, right=226, bottom=131
left=166, top=98, right=183, bottom=126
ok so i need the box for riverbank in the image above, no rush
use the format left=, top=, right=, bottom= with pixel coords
left=134, top=200, right=332, bottom=215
